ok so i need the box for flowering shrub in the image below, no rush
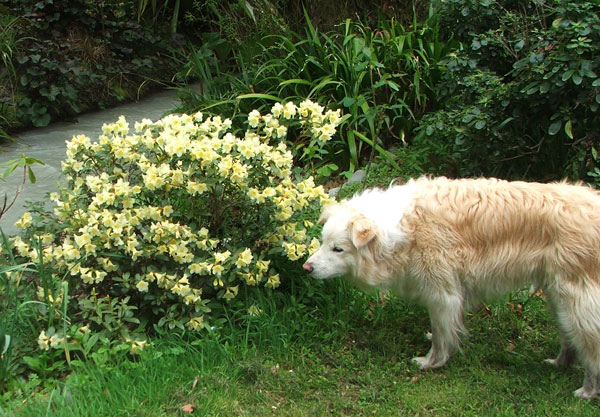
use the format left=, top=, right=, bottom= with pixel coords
left=12, top=100, right=340, bottom=339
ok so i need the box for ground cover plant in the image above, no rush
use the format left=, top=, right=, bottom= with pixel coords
left=4, top=279, right=600, bottom=416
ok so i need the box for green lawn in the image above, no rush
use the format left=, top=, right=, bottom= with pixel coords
left=3, top=280, right=598, bottom=416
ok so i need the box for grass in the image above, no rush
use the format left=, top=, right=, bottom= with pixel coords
left=3, top=278, right=599, bottom=416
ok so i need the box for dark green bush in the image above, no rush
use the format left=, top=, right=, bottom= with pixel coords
left=416, top=0, right=600, bottom=181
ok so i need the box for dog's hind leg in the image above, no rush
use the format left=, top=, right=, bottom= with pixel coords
left=550, top=283, right=600, bottom=399
left=413, top=292, right=466, bottom=370
left=544, top=340, right=577, bottom=369
left=544, top=295, right=577, bottom=368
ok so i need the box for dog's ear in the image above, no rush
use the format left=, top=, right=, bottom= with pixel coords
left=348, top=214, right=376, bottom=248
left=318, top=202, right=339, bottom=225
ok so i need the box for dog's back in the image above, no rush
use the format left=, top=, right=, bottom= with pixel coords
left=401, top=177, right=600, bottom=294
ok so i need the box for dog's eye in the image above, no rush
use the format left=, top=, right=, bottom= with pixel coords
left=332, top=246, right=344, bottom=253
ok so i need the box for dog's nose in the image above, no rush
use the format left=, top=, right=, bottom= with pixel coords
left=302, top=262, right=313, bottom=273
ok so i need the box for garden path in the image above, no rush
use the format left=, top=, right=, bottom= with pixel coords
left=0, top=87, right=187, bottom=236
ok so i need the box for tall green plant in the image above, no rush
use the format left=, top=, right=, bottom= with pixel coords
left=137, top=0, right=181, bottom=34
left=178, top=11, right=456, bottom=175
left=0, top=15, right=21, bottom=95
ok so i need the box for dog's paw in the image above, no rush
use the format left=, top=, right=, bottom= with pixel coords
left=544, top=353, right=575, bottom=369
left=574, top=387, right=598, bottom=400
left=412, top=356, right=433, bottom=370
left=425, top=332, right=432, bottom=341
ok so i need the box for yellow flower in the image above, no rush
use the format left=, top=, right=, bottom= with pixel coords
left=74, top=233, right=91, bottom=248
left=12, top=236, right=30, bottom=257
left=214, top=250, right=231, bottom=264
left=271, top=102, right=284, bottom=117
left=266, top=274, right=280, bottom=289
left=78, top=324, right=91, bottom=334
left=129, top=339, right=147, bottom=354
left=262, top=187, right=276, bottom=198
left=114, top=179, right=131, bottom=196
left=187, top=181, right=209, bottom=195
left=240, top=272, right=258, bottom=286
left=248, top=188, right=265, bottom=203
left=282, top=101, right=297, bottom=119
left=230, top=162, right=248, bottom=183
left=248, top=305, right=263, bottom=316
left=212, top=264, right=225, bottom=277
left=187, top=316, right=205, bottom=331
left=41, top=233, right=54, bottom=245
left=136, top=280, right=149, bottom=292
left=190, top=262, right=211, bottom=274
left=49, top=334, right=64, bottom=349
left=256, top=259, right=270, bottom=274
left=235, top=248, right=253, bottom=268
left=15, top=212, right=32, bottom=229
left=248, top=109, right=261, bottom=128
left=308, top=238, right=321, bottom=255
left=38, top=330, right=51, bottom=351
left=218, top=155, right=234, bottom=176
left=223, top=286, right=239, bottom=300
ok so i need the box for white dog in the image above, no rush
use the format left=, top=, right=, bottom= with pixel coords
left=303, top=176, right=600, bottom=399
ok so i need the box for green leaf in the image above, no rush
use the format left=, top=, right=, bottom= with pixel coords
left=1, top=334, right=10, bottom=355
left=33, top=113, right=51, bottom=127
left=572, top=73, right=583, bottom=85
left=548, top=120, right=562, bottom=136
left=351, top=130, right=400, bottom=170
left=28, top=166, right=37, bottom=184
left=498, top=117, right=514, bottom=129
left=236, top=93, right=282, bottom=102
left=552, top=18, right=563, bottom=29
left=564, top=120, right=573, bottom=139
left=561, top=70, right=574, bottom=82
left=278, top=78, right=312, bottom=88
left=24, top=157, right=45, bottom=166
left=514, top=40, right=525, bottom=52
left=346, top=130, right=358, bottom=169
left=342, top=96, right=355, bottom=107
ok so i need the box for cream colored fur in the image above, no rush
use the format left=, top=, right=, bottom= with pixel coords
left=303, top=176, right=600, bottom=399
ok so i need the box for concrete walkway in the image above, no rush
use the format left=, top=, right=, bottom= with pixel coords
left=0, top=88, right=186, bottom=236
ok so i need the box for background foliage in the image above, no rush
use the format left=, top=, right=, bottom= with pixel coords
left=415, top=0, right=600, bottom=182
left=0, top=0, right=182, bottom=130
left=3, top=0, right=600, bottom=410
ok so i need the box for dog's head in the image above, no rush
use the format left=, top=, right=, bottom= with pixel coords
left=302, top=202, right=377, bottom=280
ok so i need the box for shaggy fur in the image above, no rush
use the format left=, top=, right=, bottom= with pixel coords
left=303, top=176, right=600, bottom=399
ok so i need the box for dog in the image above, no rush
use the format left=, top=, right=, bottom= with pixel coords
left=303, top=176, right=600, bottom=399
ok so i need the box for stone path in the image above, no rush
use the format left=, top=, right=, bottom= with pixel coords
left=0, top=88, right=186, bottom=236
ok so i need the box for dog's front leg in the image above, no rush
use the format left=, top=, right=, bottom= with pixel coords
left=413, top=293, right=466, bottom=369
